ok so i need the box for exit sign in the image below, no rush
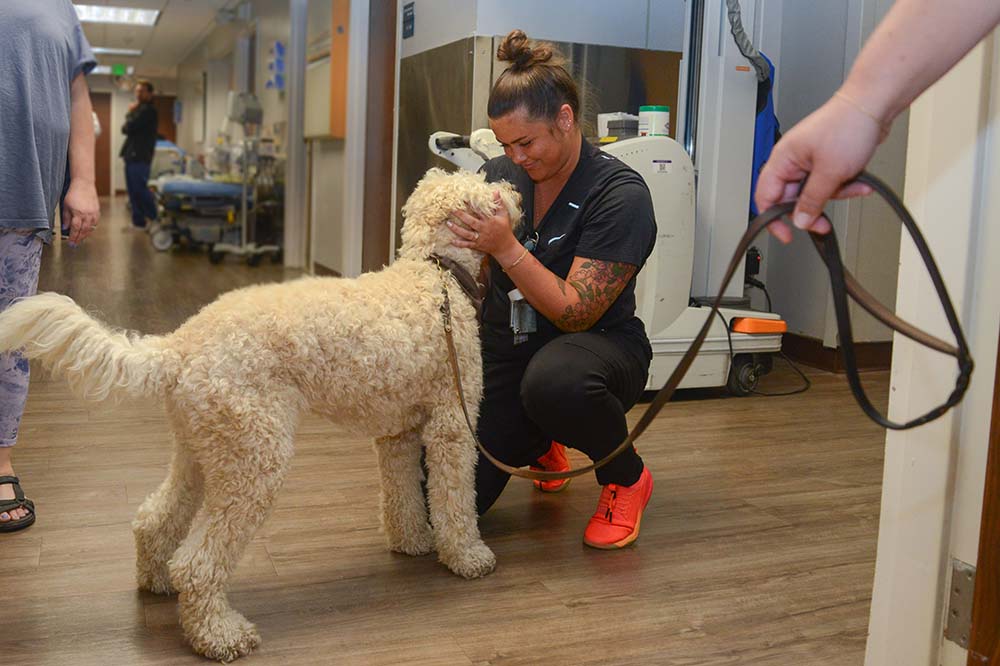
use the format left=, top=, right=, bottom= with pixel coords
left=111, top=63, right=127, bottom=76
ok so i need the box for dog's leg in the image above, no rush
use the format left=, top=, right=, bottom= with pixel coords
left=168, top=426, right=293, bottom=662
left=133, top=440, right=203, bottom=595
left=375, top=428, right=433, bottom=556
left=423, top=404, right=496, bottom=579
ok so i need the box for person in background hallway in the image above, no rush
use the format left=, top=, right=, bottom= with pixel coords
left=0, top=0, right=99, bottom=532
left=755, top=0, right=1000, bottom=241
left=121, top=79, right=159, bottom=230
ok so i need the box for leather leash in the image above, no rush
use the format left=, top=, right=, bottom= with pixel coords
left=438, top=171, right=974, bottom=481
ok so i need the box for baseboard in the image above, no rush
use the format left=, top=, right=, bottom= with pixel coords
left=313, top=262, right=341, bottom=277
left=782, top=333, right=893, bottom=373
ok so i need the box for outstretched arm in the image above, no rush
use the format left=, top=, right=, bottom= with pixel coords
left=756, top=0, right=1000, bottom=243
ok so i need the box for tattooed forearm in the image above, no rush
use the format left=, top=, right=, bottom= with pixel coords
left=556, top=259, right=636, bottom=331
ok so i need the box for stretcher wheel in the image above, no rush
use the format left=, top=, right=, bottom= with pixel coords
left=270, top=249, right=283, bottom=264
left=208, top=247, right=225, bottom=264
left=247, top=253, right=263, bottom=267
left=151, top=227, right=174, bottom=252
left=727, top=354, right=759, bottom=397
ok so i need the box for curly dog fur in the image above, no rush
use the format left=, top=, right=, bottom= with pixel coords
left=0, top=168, right=521, bottom=662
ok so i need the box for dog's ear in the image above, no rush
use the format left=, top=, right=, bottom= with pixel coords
left=400, top=168, right=489, bottom=258
left=401, top=168, right=452, bottom=227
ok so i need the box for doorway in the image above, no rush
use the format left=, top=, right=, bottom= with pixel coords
left=152, top=95, right=178, bottom=143
left=91, top=92, right=112, bottom=197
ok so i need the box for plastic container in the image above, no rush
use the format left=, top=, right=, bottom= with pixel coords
left=607, top=118, right=639, bottom=137
left=597, top=111, right=638, bottom=138
left=638, top=105, right=670, bottom=137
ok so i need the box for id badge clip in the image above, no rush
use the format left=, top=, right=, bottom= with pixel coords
left=508, top=288, right=537, bottom=345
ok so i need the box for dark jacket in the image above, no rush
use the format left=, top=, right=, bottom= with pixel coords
left=120, top=102, right=158, bottom=163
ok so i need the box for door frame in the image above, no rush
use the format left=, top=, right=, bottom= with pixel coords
left=90, top=91, right=112, bottom=197
left=968, top=330, right=1000, bottom=663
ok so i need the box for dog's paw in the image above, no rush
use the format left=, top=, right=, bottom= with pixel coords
left=137, top=568, right=177, bottom=595
left=386, top=526, right=435, bottom=556
left=188, top=611, right=261, bottom=663
left=441, top=541, right=496, bottom=579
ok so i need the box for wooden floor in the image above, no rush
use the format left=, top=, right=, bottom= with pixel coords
left=3, top=197, right=889, bottom=665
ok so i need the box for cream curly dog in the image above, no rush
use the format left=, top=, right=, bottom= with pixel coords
left=0, top=169, right=520, bottom=662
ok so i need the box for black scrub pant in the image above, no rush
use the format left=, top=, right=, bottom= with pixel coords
left=475, top=328, right=651, bottom=515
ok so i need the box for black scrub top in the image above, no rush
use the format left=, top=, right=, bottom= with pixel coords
left=481, top=138, right=657, bottom=360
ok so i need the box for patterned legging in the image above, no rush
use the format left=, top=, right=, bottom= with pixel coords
left=0, top=230, right=43, bottom=447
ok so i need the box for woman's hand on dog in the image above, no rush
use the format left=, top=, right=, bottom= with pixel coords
left=448, top=191, right=523, bottom=267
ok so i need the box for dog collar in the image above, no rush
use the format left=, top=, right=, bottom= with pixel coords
left=428, top=254, right=483, bottom=321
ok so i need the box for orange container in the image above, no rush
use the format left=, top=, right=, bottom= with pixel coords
left=730, top=317, right=787, bottom=334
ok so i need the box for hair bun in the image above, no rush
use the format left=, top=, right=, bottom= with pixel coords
left=497, top=29, right=553, bottom=71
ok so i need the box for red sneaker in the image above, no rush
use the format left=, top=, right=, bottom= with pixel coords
left=530, top=441, right=572, bottom=493
left=583, top=467, right=653, bottom=549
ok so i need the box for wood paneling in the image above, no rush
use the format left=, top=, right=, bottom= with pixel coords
left=151, top=95, right=177, bottom=143
left=329, top=0, right=350, bottom=138
left=361, top=0, right=396, bottom=271
left=968, top=328, right=1000, bottom=664
left=91, top=92, right=112, bottom=197
left=783, top=332, right=893, bottom=373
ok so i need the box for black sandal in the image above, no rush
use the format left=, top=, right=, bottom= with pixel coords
left=0, top=475, right=36, bottom=533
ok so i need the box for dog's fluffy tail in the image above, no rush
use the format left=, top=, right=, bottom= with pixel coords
left=0, top=292, right=178, bottom=401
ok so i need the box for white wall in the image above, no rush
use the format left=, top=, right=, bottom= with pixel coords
left=174, top=0, right=290, bottom=157
left=397, top=0, right=478, bottom=59
left=176, top=17, right=239, bottom=156
left=175, top=59, right=232, bottom=156
left=252, top=1, right=292, bottom=136
left=175, top=1, right=241, bottom=146
left=304, top=0, right=343, bottom=272
left=757, top=1, right=849, bottom=338
left=207, top=60, right=234, bottom=151
left=304, top=0, right=368, bottom=276
left=758, top=0, right=905, bottom=344
left=864, top=32, right=999, bottom=666
left=475, top=0, right=655, bottom=50
left=310, top=139, right=345, bottom=272
left=174, top=69, right=205, bottom=153
left=110, top=89, right=134, bottom=193
left=399, top=0, right=686, bottom=59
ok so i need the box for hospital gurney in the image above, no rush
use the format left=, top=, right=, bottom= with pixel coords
left=151, top=178, right=247, bottom=257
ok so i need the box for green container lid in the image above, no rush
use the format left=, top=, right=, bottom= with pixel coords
left=639, top=105, right=670, bottom=112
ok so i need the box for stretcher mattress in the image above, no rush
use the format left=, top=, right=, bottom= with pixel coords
left=160, top=180, right=252, bottom=212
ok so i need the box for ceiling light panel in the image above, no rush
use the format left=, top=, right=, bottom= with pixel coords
left=92, top=47, right=144, bottom=57
left=74, top=5, right=160, bottom=27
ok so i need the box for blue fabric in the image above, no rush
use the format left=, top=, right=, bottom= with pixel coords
left=0, top=1, right=96, bottom=242
left=160, top=180, right=244, bottom=198
left=0, top=231, right=44, bottom=447
left=125, top=161, right=157, bottom=227
left=750, top=53, right=779, bottom=218
left=160, top=180, right=252, bottom=214
left=156, top=139, right=185, bottom=155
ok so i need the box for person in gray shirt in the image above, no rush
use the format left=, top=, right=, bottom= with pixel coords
left=0, top=0, right=99, bottom=532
